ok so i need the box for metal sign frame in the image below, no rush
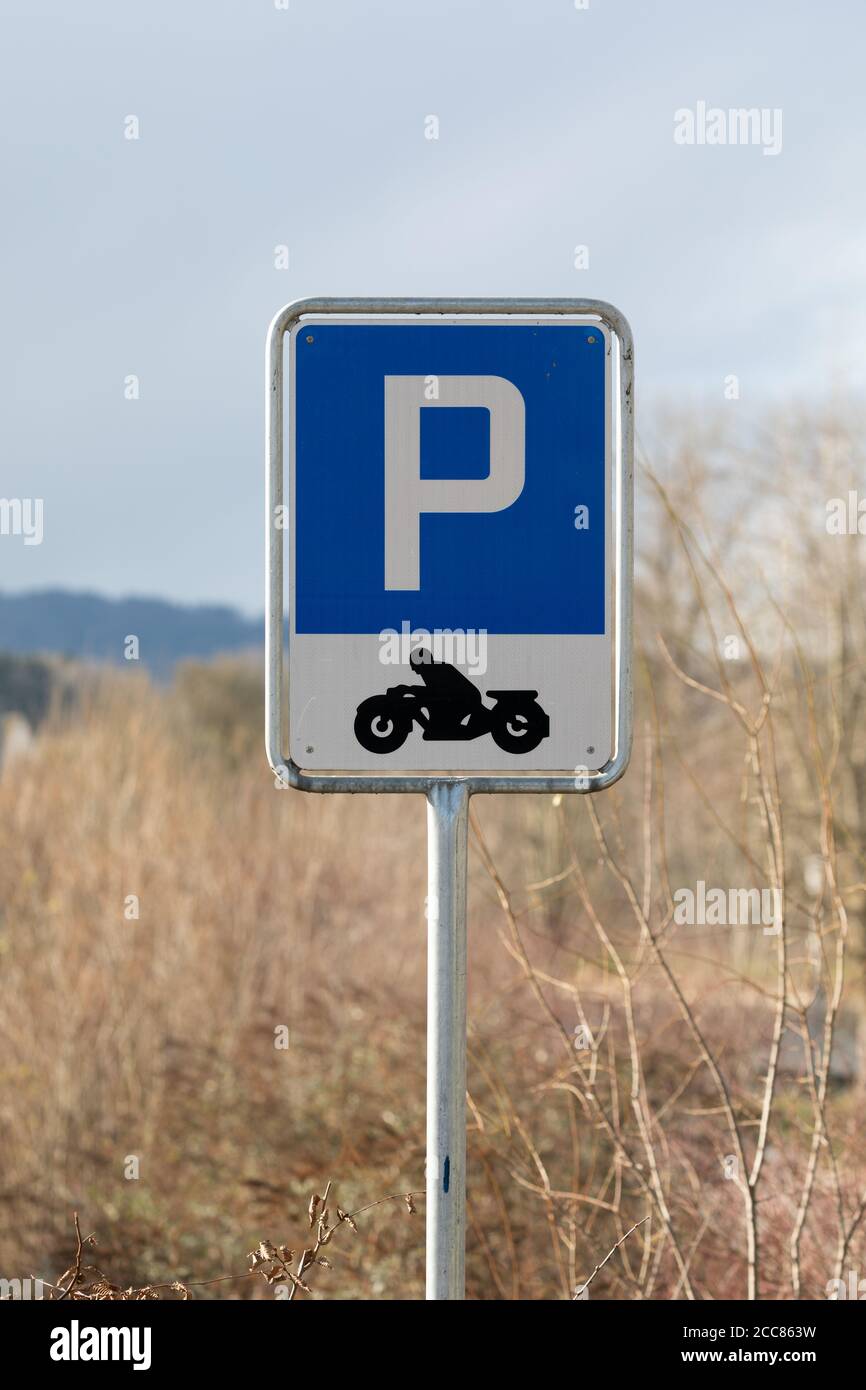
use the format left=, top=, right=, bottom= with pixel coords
left=266, top=296, right=633, bottom=797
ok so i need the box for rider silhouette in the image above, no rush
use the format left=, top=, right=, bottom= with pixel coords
left=399, top=646, right=483, bottom=736
left=356, top=644, right=550, bottom=753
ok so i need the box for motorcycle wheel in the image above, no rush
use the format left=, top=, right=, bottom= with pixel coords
left=354, top=695, right=411, bottom=754
left=490, top=700, right=548, bottom=754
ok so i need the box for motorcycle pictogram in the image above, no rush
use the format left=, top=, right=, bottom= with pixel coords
left=353, top=647, right=550, bottom=755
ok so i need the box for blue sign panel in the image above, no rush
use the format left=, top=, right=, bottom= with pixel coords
left=294, top=322, right=606, bottom=636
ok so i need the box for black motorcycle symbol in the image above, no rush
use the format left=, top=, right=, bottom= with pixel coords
left=354, top=647, right=550, bottom=755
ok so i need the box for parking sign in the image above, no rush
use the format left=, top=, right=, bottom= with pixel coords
left=267, top=299, right=632, bottom=791
left=265, top=297, right=634, bottom=1300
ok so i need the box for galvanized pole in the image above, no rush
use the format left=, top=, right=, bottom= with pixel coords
left=425, top=780, right=469, bottom=1300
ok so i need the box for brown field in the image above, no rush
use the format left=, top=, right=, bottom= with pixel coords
left=2, top=411, right=866, bottom=1299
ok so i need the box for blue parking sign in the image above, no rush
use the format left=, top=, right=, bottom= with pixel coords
left=268, top=303, right=629, bottom=781
left=294, top=322, right=606, bottom=637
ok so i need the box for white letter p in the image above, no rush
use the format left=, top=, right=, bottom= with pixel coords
left=384, top=374, right=525, bottom=590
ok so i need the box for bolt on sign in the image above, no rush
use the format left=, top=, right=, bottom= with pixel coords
left=267, top=298, right=633, bottom=791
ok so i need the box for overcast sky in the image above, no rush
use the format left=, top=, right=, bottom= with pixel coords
left=1, top=0, right=864, bottom=613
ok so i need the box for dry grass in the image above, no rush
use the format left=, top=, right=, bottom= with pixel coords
left=0, top=670, right=434, bottom=1298
left=2, top=408, right=866, bottom=1299
left=33, top=1188, right=420, bottom=1300
left=0, top=656, right=859, bottom=1300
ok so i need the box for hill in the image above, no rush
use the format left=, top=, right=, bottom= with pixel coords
left=0, top=589, right=262, bottom=679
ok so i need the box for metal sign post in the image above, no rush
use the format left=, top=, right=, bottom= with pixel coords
left=426, top=780, right=469, bottom=1299
left=266, top=298, right=633, bottom=1300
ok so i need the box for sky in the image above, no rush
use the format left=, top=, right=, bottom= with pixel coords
left=1, top=0, right=864, bottom=613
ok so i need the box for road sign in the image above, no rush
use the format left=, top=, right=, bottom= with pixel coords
left=266, top=298, right=633, bottom=1301
left=268, top=301, right=631, bottom=786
